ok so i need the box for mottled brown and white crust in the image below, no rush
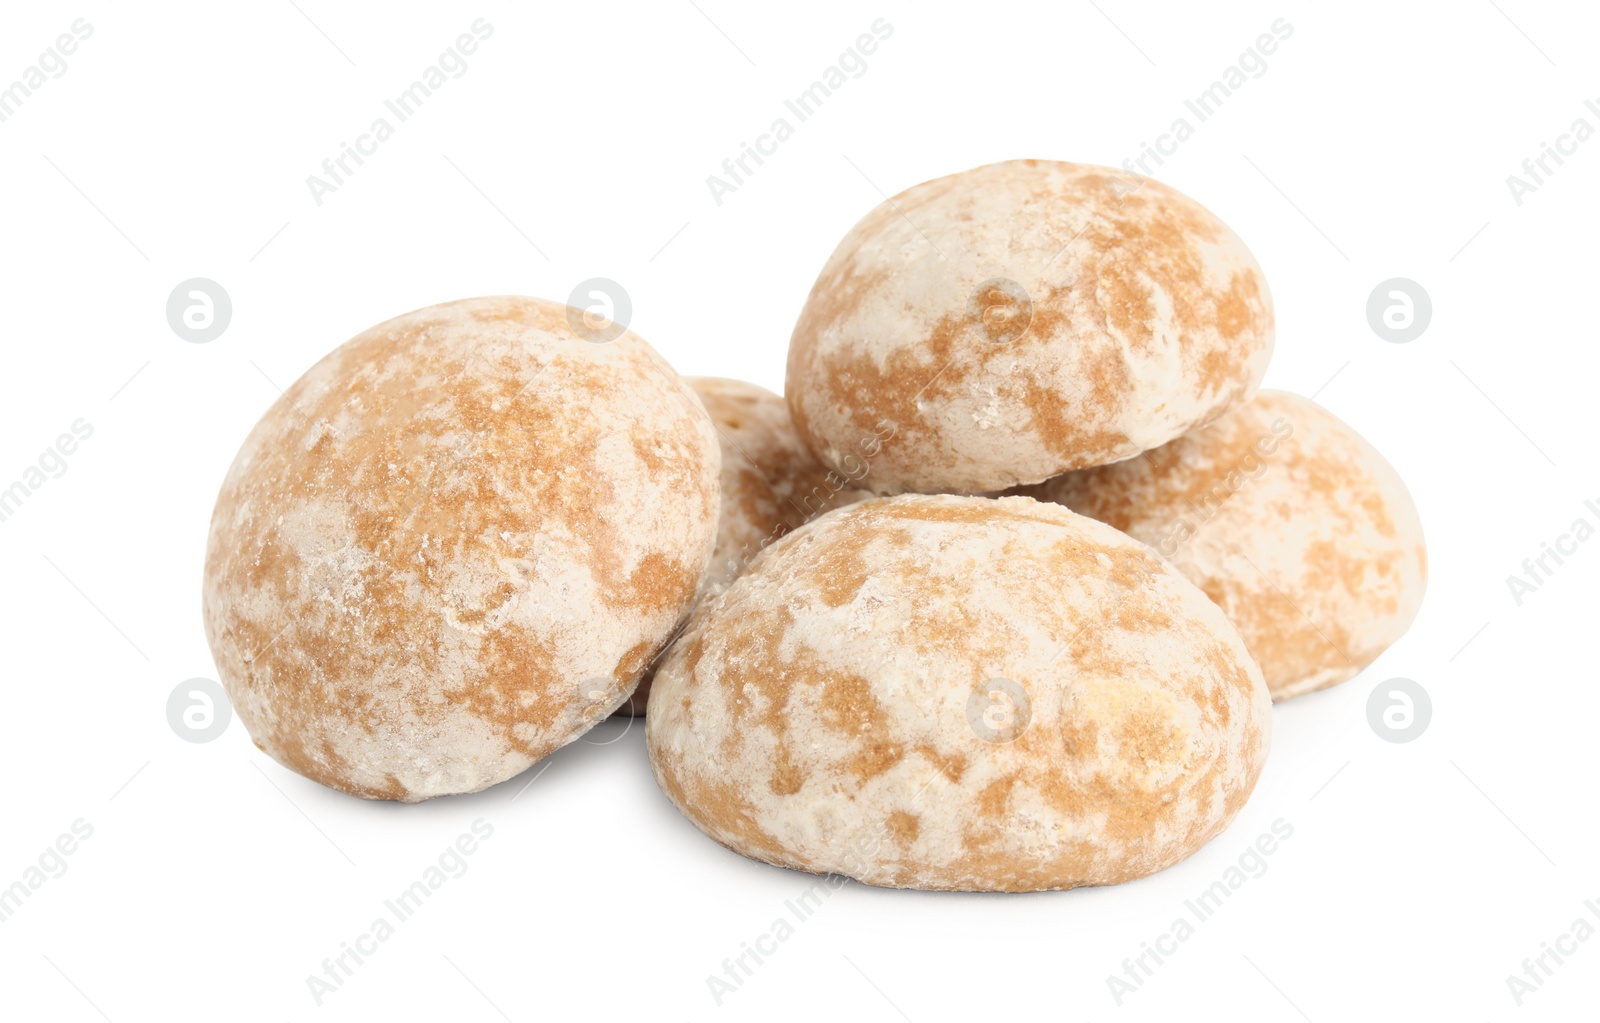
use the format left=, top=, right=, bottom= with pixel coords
left=785, top=160, right=1274, bottom=495
left=621, top=378, right=869, bottom=715
left=202, top=296, right=719, bottom=801
left=646, top=494, right=1272, bottom=892
left=1023, top=390, right=1426, bottom=701
left=689, top=377, right=874, bottom=595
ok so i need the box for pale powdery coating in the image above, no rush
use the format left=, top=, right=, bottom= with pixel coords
left=621, top=378, right=870, bottom=715
left=647, top=494, right=1272, bottom=892
left=785, top=160, right=1274, bottom=495
left=1024, top=390, right=1427, bottom=700
left=202, top=296, right=720, bottom=801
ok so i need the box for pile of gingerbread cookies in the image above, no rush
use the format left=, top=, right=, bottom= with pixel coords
left=203, top=160, right=1425, bottom=892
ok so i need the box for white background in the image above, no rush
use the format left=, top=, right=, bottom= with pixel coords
left=1, top=1, right=1596, bottom=1020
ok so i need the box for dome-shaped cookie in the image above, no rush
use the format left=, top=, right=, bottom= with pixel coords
left=1023, top=390, right=1426, bottom=700
left=620, top=378, right=869, bottom=715
left=785, top=160, right=1273, bottom=494
left=647, top=494, right=1271, bottom=891
left=202, top=296, right=719, bottom=800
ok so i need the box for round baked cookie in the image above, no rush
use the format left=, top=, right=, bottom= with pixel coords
left=620, top=377, right=869, bottom=715
left=202, top=296, right=719, bottom=801
left=1022, top=390, right=1426, bottom=701
left=647, top=494, right=1272, bottom=892
left=785, top=159, right=1274, bottom=495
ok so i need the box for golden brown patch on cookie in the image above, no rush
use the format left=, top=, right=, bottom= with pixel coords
left=771, top=745, right=805, bottom=796
left=975, top=775, right=1016, bottom=819
left=1021, top=370, right=1134, bottom=464
left=912, top=744, right=967, bottom=783
left=1214, top=271, right=1265, bottom=342
left=813, top=526, right=878, bottom=609
left=885, top=810, right=920, bottom=845
left=818, top=669, right=901, bottom=779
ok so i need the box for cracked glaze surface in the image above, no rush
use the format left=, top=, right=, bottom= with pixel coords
left=1024, top=390, right=1426, bottom=700
left=647, top=494, right=1271, bottom=891
left=203, top=296, right=719, bottom=800
left=785, top=160, right=1274, bottom=495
